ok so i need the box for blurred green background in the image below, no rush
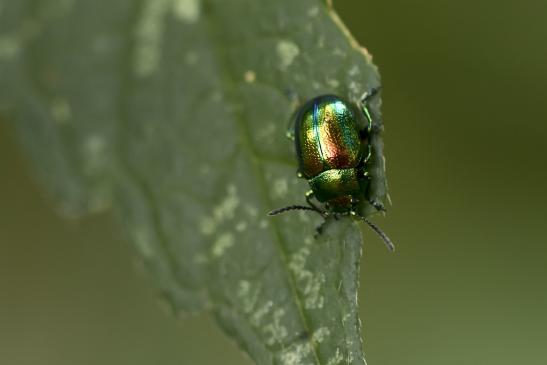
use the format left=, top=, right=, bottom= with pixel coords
left=1, top=0, right=547, bottom=364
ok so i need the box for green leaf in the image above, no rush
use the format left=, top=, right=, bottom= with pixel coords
left=0, top=0, right=387, bottom=364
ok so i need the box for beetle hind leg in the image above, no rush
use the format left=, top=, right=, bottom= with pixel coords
left=314, top=219, right=328, bottom=238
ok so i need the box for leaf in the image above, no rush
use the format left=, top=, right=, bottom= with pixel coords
left=0, top=0, right=387, bottom=364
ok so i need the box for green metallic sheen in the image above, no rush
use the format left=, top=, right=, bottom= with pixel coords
left=293, top=95, right=370, bottom=211
left=309, top=168, right=362, bottom=202
left=270, top=91, right=395, bottom=250
left=295, top=95, right=365, bottom=178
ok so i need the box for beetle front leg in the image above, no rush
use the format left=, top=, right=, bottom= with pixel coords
left=368, top=199, right=386, bottom=212
left=305, top=190, right=327, bottom=217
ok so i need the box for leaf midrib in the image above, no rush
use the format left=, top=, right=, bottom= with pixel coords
left=200, top=2, right=324, bottom=364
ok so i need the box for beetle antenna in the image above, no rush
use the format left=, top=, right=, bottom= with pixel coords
left=268, top=205, right=324, bottom=217
left=361, top=217, right=395, bottom=252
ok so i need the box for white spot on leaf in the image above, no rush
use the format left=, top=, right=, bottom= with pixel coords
left=237, top=280, right=266, bottom=314
left=211, top=232, right=234, bottom=257
left=213, top=184, right=239, bottom=221
left=272, top=178, right=288, bottom=198
left=263, top=308, right=288, bottom=346
left=135, top=0, right=201, bottom=75
left=327, top=78, right=340, bottom=89
left=238, top=280, right=250, bottom=297
left=0, top=36, right=20, bottom=60
left=134, top=0, right=170, bottom=77
left=312, top=327, right=330, bottom=343
left=348, top=81, right=361, bottom=96
left=277, top=40, right=300, bottom=70
left=244, top=70, right=256, bottom=83
left=307, top=6, right=319, bottom=17
left=280, top=343, right=311, bottom=365
left=348, top=65, right=360, bottom=77
left=172, top=0, right=200, bottom=23
left=237, top=280, right=260, bottom=313
left=199, top=185, right=240, bottom=236
left=326, top=348, right=344, bottom=365
left=251, top=300, right=273, bottom=326
left=83, top=134, right=107, bottom=173
left=289, top=243, right=325, bottom=309
left=235, top=221, right=248, bottom=232
left=199, top=216, right=216, bottom=235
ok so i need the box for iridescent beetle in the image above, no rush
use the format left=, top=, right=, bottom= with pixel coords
left=269, top=90, right=395, bottom=251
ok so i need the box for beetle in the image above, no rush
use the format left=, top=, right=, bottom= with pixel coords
left=268, top=89, right=395, bottom=251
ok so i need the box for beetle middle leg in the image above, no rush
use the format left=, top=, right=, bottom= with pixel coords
left=314, top=219, right=328, bottom=237
left=359, top=87, right=381, bottom=165
left=303, top=190, right=334, bottom=237
left=360, top=88, right=380, bottom=131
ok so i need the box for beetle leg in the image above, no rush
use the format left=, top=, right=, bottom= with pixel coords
left=362, top=143, right=372, bottom=165
left=358, top=171, right=387, bottom=212
left=306, top=190, right=327, bottom=217
left=314, top=219, right=328, bottom=237
left=359, top=88, right=381, bottom=165
left=360, top=87, right=380, bottom=132
left=367, top=198, right=387, bottom=212
left=356, top=166, right=371, bottom=182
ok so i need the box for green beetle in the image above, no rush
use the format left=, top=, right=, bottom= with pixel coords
left=269, top=90, right=394, bottom=251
